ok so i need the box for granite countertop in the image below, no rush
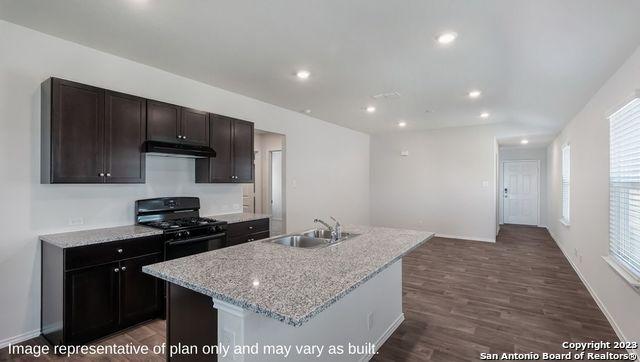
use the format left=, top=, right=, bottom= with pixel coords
left=143, top=225, right=433, bottom=327
left=209, top=212, right=271, bottom=224
left=40, top=225, right=163, bottom=248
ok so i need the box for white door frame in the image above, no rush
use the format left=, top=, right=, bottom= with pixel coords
left=268, top=150, right=283, bottom=222
left=501, top=160, right=541, bottom=226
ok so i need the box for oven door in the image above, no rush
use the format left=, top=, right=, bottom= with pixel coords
left=165, top=232, right=226, bottom=260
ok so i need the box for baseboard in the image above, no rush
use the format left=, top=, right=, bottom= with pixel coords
left=0, top=329, right=41, bottom=349
left=546, top=228, right=636, bottom=356
left=435, top=233, right=496, bottom=243
left=360, top=313, right=404, bottom=362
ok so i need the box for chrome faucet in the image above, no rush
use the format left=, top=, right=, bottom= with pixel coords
left=314, top=217, right=342, bottom=241
left=330, top=216, right=342, bottom=240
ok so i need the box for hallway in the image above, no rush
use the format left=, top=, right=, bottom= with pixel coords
left=374, top=225, right=622, bottom=361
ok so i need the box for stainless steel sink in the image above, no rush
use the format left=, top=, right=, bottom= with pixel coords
left=301, top=229, right=334, bottom=239
left=268, top=229, right=360, bottom=249
left=302, top=229, right=359, bottom=242
left=270, top=235, right=331, bottom=249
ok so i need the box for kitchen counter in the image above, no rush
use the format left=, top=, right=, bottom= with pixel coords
left=208, top=212, right=271, bottom=224
left=143, top=225, right=433, bottom=327
left=40, top=225, right=163, bottom=248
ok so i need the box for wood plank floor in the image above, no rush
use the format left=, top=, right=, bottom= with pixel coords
left=1, top=225, right=622, bottom=361
left=373, top=225, right=621, bottom=361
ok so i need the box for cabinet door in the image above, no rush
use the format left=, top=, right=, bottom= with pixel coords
left=104, top=91, right=146, bottom=183
left=196, top=115, right=233, bottom=182
left=147, top=100, right=180, bottom=143
left=65, top=262, right=120, bottom=344
left=51, top=79, right=105, bottom=183
left=180, top=108, right=209, bottom=146
left=232, top=119, right=254, bottom=182
left=120, top=253, right=163, bottom=327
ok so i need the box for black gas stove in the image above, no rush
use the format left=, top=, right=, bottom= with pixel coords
left=135, top=197, right=227, bottom=260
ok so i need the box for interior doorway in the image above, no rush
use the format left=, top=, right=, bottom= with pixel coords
left=247, top=130, right=286, bottom=235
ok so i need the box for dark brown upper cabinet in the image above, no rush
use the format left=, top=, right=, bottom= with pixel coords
left=181, top=108, right=209, bottom=146
left=147, top=101, right=209, bottom=146
left=105, top=91, right=146, bottom=183
left=41, top=78, right=146, bottom=184
left=146, top=100, right=180, bottom=143
left=196, top=115, right=254, bottom=183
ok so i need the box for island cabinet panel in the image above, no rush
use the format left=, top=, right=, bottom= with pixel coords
left=146, top=100, right=181, bottom=143
left=226, top=218, right=270, bottom=246
left=104, top=91, right=146, bottom=183
left=180, top=108, right=209, bottom=146
left=195, top=115, right=254, bottom=183
left=41, top=236, right=165, bottom=346
left=41, top=78, right=146, bottom=184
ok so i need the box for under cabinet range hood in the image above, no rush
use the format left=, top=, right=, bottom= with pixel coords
left=142, top=141, right=216, bottom=158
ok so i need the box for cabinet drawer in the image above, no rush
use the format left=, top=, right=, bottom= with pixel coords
left=227, top=218, right=269, bottom=238
left=228, top=231, right=270, bottom=247
left=65, top=236, right=163, bottom=270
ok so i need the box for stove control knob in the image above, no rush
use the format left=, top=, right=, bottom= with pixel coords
left=185, top=231, right=190, bottom=236
left=177, top=231, right=183, bottom=238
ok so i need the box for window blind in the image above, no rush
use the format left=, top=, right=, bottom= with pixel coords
left=561, top=145, right=570, bottom=223
left=609, top=96, right=640, bottom=277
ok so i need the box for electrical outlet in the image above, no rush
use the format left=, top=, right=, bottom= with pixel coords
left=68, top=217, right=84, bottom=226
left=367, top=312, right=374, bottom=331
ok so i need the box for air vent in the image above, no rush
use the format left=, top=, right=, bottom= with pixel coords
left=371, top=91, right=401, bottom=100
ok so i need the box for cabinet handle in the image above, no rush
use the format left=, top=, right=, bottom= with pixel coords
left=99, top=172, right=105, bottom=177
left=183, top=136, right=187, bottom=140
left=247, top=238, right=254, bottom=242
left=177, top=134, right=182, bottom=139
left=121, top=266, right=127, bottom=271
left=117, top=248, right=123, bottom=253
left=106, top=173, right=111, bottom=177
left=248, top=226, right=254, bottom=230
left=114, top=268, right=119, bottom=273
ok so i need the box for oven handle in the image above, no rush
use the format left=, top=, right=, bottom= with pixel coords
left=167, top=233, right=227, bottom=246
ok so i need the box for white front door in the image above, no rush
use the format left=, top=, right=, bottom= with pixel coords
left=503, top=161, right=539, bottom=225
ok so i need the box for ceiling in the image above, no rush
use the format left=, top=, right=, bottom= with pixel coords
left=2, top=0, right=640, bottom=134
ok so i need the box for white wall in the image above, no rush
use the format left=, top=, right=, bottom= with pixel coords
left=0, top=20, right=370, bottom=345
left=547, top=45, right=640, bottom=351
left=370, top=122, right=551, bottom=242
left=498, top=147, right=548, bottom=227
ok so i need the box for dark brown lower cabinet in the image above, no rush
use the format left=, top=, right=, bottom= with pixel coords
left=120, top=254, right=163, bottom=327
left=42, top=236, right=164, bottom=346
left=66, top=262, right=120, bottom=343
left=226, top=218, right=270, bottom=247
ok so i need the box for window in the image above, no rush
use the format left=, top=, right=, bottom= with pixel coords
left=609, top=96, right=640, bottom=278
left=561, top=144, right=570, bottom=225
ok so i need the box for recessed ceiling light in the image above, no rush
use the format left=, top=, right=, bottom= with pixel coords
left=521, top=139, right=529, bottom=145
left=302, top=109, right=312, bottom=114
left=436, top=32, right=458, bottom=45
left=296, top=70, right=311, bottom=80
left=480, top=112, right=490, bottom=119
left=365, top=106, right=376, bottom=113
left=468, top=90, right=482, bottom=99
left=398, top=121, right=407, bottom=128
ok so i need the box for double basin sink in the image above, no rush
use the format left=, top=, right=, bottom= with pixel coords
left=269, top=229, right=358, bottom=249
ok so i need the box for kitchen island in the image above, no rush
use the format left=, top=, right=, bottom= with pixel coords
left=143, top=225, right=433, bottom=361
